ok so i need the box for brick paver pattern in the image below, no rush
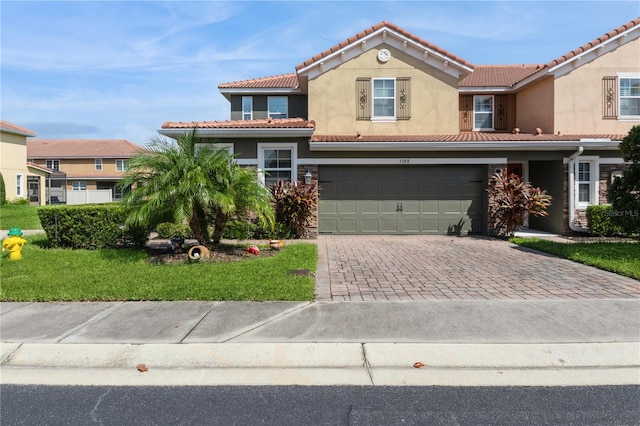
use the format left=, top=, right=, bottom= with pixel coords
left=315, top=235, right=640, bottom=301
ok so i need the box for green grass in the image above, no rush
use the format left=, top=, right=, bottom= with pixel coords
left=1, top=235, right=317, bottom=301
left=1, top=204, right=42, bottom=230
left=511, top=237, right=640, bottom=280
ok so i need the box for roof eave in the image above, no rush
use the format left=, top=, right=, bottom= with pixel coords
left=309, top=140, right=621, bottom=152
left=159, top=128, right=315, bottom=139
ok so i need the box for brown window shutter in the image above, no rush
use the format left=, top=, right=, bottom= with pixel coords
left=459, top=95, right=473, bottom=131
left=602, top=76, right=617, bottom=119
left=396, top=77, right=411, bottom=120
left=495, top=95, right=507, bottom=130
left=356, top=77, right=371, bottom=120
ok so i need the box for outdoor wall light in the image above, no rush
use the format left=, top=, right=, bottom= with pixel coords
left=304, top=170, right=313, bottom=185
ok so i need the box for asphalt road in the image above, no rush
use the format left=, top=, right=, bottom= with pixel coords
left=2, top=385, right=639, bottom=425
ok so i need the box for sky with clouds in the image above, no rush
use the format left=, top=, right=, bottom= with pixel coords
left=1, top=1, right=638, bottom=145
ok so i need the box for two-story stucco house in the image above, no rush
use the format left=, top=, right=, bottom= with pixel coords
left=0, top=120, right=50, bottom=205
left=27, top=139, right=142, bottom=204
left=160, top=18, right=640, bottom=236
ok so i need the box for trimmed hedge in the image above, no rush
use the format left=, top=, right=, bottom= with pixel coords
left=586, top=205, right=624, bottom=237
left=38, top=204, right=149, bottom=249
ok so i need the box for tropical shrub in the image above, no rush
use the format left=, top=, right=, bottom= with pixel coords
left=488, top=172, right=552, bottom=238
left=270, top=180, right=318, bottom=238
left=120, top=129, right=274, bottom=249
left=586, top=205, right=624, bottom=236
left=156, top=222, right=192, bottom=239
left=38, top=204, right=149, bottom=249
left=609, top=125, right=640, bottom=236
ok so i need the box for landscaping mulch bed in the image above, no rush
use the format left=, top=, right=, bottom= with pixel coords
left=145, top=243, right=278, bottom=264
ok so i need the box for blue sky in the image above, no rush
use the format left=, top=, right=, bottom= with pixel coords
left=1, top=1, right=639, bottom=145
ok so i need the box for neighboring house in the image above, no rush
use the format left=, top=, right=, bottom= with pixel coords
left=161, top=18, right=640, bottom=236
left=27, top=139, right=142, bottom=204
left=0, top=120, right=50, bottom=205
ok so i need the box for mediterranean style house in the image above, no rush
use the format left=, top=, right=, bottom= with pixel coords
left=27, top=139, right=142, bottom=204
left=0, top=120, right=49, bottom=205
left=160, top=18, right=640, bottom=236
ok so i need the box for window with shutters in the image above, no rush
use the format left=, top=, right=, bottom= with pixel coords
left=473, top=95, right=494, bottom=130
left=356, top=77, right=410, bottom=121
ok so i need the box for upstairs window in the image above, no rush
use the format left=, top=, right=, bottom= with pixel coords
left=95, top=158, right=103, bottom=171
left=268, top=96, right=288, bottom=119
left=46, top=160, right=60, bottom=171
left=619, top=77, right=640, bottom=118
left=116, top=159, right=129, bottom=172
left=372, top=78, right=395, bottom=119
left=16, top=174, right=24, bottom=197
left=242, top=96, right=253, bottom=120
left=473, top=95, right=494, bottom=130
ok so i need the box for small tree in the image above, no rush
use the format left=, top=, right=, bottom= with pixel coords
left=270, top=180, right=318, bottom=238
left=0, top=172, right=5, bottom=206
left=488, top=172, right=552, bottom=238
left=609, top=125, right=640, bottom=235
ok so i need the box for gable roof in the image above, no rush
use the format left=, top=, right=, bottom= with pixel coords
left=547, top=17, right=640, bottom=69
left=459, top=65, right=545, bottom=88
left=0, top=120, right=36, bottom=137
left=27, top=139, right=142, bottom=158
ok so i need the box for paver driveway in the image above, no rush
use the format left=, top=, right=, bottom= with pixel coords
left=314, top=235, right=640, bottom=301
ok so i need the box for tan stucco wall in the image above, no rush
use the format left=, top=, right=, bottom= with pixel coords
left=554, top=38, right=640, bottom=134
left=308, top=45, right=460, bottom=135
left=1, top=131, right=33, bottom=201
left=516, top=76, right=555, bottom=134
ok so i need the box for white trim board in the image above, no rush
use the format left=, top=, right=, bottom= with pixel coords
left=297, top=157, right=506, bottom=165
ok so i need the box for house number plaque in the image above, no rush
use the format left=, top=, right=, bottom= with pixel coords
left=399, top=159, right=410, bottom=164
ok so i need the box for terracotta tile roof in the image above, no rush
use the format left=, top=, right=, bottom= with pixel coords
left=27, top=139, right=143, bottom=158
left=218, top=73, right=299, bottom=89
left=295, top=21, right=474, bottom=71
left=547, top=17, right=640, bottom=68
left=311, top=133, right=626, bottom=142
left=162, top=118, right=315, bottom=129
left=460, top=65, right=545, bottom=87
left=0, top=120, right=36, bottom=137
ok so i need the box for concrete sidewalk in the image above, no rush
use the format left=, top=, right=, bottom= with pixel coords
left=2, top=300, right=639, bottom=386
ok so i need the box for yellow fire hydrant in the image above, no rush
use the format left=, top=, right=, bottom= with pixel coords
left=2, top=227, right=27, bottom=260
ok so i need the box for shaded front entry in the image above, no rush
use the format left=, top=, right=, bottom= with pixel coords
left=318, top=165, right=486, bottom=234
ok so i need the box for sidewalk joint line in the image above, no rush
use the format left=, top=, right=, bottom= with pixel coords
left=361, top=343, right=374, bottom=385
left=179, top=302, right=221, bottom=343
left=56, top=302, right=124, bottom=343
left=222, top=302, right=314, bottom=343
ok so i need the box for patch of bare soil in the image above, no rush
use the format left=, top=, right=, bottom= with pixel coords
left=145, top=244, right=278, bottom=264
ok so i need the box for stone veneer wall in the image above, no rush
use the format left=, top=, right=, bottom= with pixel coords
left=562, top=163, right=630, bottom=234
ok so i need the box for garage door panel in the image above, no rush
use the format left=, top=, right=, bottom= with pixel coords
left=319, top=165, right=485, bottom=234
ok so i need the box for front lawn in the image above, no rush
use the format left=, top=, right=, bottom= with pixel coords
left=0, top=204, right=42, bottom=230
left=511, top=237, right=640, bottom=280
left=1, top=235, right=317, bottom=301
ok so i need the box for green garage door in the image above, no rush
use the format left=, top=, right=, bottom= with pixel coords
left=318, top=165, right=485, bottom=234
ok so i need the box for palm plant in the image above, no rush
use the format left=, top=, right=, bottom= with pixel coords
left=120, top=129, right=274, bottom=248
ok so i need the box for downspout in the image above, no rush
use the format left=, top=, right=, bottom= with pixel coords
left=568, top=146, right=587, bottom=233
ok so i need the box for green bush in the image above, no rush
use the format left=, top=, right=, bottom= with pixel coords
left=38, top=204, right=149, bottom=249
left=0, top=172, right=5, bottom=206
left=270, top=180, right=318, bottom=238
left=586, top=205, right=624, bottom=236
left=156, top=222, right=192, bottom=239
left=222, top=219, right=293, bottom=240
left=7, top=198, right=29, bottom=206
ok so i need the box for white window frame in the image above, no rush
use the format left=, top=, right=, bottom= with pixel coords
left=575, top=157, right=599, bottom=209
left=72, top=181, right=87, bottom=191
left=95, top=158, right=103, bottom=171
left=242, top=96, right=253, bottom=120
left=257, top=142, right=297, bottom=186
left=473, top=95, right=494, bottom=130
left=16, top=174, right=24, bottom=198
left=194, top=143, right=234, bottom=158
left=372, top=78, right=396, bottom=120
left=267, top=96, right=288, bottom=119
left=115, top=159, right=130, bottom=172
left=46, top=160, right=60, bottom=171
left=618, top=72, right=640, bottom=120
